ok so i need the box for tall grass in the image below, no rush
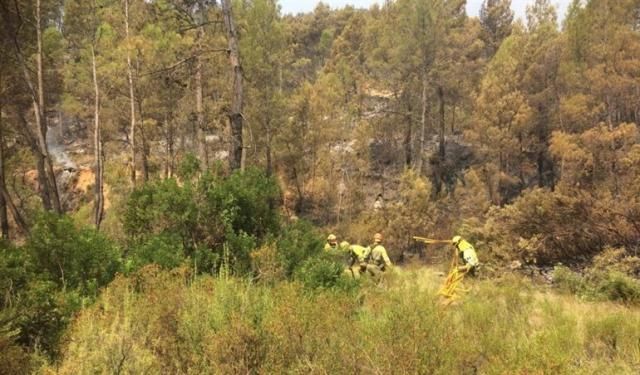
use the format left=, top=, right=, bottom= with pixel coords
left=48, top=266, right=640, bottom=374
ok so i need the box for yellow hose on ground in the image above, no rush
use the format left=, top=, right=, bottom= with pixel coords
left=438, top=247, right=469, bottom=302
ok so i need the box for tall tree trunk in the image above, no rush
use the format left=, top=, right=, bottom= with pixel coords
left=415, top=74, right=429, bottom=171
left=402, top=89, right=412, bottom=168
left=164, top=114, right=175, bottom=179
left=195, top=18, right=208, bottom=169
left=3, top=120, right=30, bottom=234
left=451, top=101, right=456, bottom=133
left=91, top=46, right=105, bottom=229
left=265, top=120, right=272, bottom=176
left=35, top=0, right=61, bottom=213
left=137, top=98, right=149, bottom=182
left=0, top=1, right=60, bottom=212
left=124, top=0, right=137, bottom=186
left=221, top=0, right=244, bottom=171
left=438, top=86, right=445, bottom=158
left=0, top=78, right=9, bottom=239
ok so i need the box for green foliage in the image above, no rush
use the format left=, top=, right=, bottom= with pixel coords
left=13, top=280, right=82, bottom=356
left=274, top=220, right=323, bottom=277
left=204, top=168, right=281, bottom=238
left=126, top=233, right=185, bottom=272
left=27, top=212, right=121, bottom=293
left=553, top=265, right=586, bottom=295
left=0, top=214, right=121, bottom=359
left=176, top=153, right=200, bottom=181
left=3, top=0, right=640, bottom=368
left=123, top=168, right=281, bottom=275
left=554, top=265, right=640, bottom=305
left=294, top=253, right=344, bottom=290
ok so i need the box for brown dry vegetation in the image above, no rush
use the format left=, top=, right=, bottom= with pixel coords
left=44, top=265, right=640, bottom=374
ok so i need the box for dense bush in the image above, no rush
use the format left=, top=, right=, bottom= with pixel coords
left=123, top=168, right=281, bottom=275
left=125, top=233, right=186, bottom=271
left=0, top=214, right=121, bottom=358
left=554, top=265, right=640, bottom=305
left=27, top=212, right=121, bottom=293
left=294, top=253, right=347, bottom=290
left=274, top=219, right=324, bottom=277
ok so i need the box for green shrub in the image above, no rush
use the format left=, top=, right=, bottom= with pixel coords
left=12, top=280, right=82, bottom=356
left=553, top=265, right=587, bottom=295
left=294, top=254, right=344, bottom=290
left=0, top=214, right=120, bottom=359
left=591, top=271, right=640, bottom=305
left=0, top=241, right=31, bottom=309
left=123, top=168, right=281, bottom=275
left=27, top=212, right=121, bottom=293
left=554, top=266, right=640, bottom=305
left=177, top=152, right=201, bottom=181
left=275, top=220, right=323, bottom=277
left=126, top=233, right=186, bottom=272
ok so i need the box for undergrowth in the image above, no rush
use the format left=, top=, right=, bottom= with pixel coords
left=46, top=266, right=640, bottom=374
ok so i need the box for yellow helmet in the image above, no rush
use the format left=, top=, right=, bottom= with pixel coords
left=373, top=233, right=383, bottom=243
left=327, top=234, right=337, bottom=242
left=339, top=241, right=350, bottom=250
left=452, top=235, right=462, bottom=245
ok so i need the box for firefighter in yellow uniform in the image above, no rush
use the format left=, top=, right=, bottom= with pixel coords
left=452, top=235, right=479, bottom=275
left=366, top=233, right=392, bottom=279
left=324, top=234, right=338, bottom=251
left=347, top=243, right=370, bottom=277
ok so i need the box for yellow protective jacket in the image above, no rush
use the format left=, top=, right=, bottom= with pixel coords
left=349, top=245, right=370, bottom=262
left=324, top=242, right=338, bottom=252
left=369, top=244, right=392, bottom=268
left=456, top=239, right=479, bottom=267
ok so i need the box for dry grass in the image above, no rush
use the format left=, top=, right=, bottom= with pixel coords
left=45, top=265, right=640, bottom=374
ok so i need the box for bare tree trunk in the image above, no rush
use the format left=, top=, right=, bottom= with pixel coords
left=0, top=80, right=9, bottom=239
left=137, top=98, right=149, bottom=182
left=415, top=74, right=429, bottom=171
left=124, top=0, right=137, bottom=186
left=0, top=1, right=61, bottom=213
left=195, top=20, right=209, bottom=169
left=35, top=0, right=61, bottom=213
left=221, top=0, right=244, bottom=171
left=164, top=114, right=175, bottom=179
left=451, top=101, right=456, bottom=133
left=21, top=0, right=62, bottom=213
left=91, top=46, right=105, bottom=229
left=438, top=86, right=445, bottom=158
left=402, top=90, right=412, bottom=168
left=265, top=120, right=272, bottom=176
left=0, top=106, right=28, bottom=235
